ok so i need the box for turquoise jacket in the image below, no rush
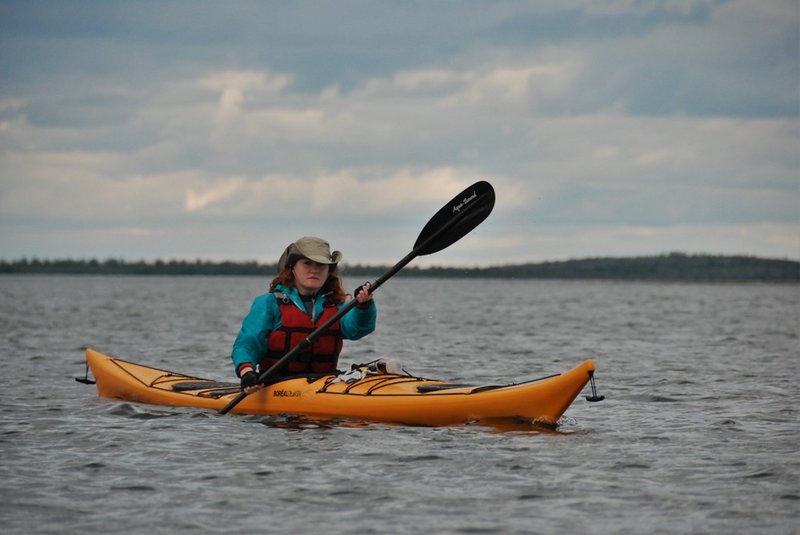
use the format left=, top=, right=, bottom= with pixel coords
left=231, top=284, right=377, bottom=375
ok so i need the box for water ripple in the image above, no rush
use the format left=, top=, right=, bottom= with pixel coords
left=1, top=276, right=798, bottom=534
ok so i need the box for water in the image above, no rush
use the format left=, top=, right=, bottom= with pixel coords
left=1, top=275, right=798, bottom=534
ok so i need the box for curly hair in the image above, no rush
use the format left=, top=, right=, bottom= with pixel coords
left=269, top=268, right=348, bottom=305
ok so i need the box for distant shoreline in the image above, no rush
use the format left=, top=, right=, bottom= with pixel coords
left=1, top=253, right=797, bottom=282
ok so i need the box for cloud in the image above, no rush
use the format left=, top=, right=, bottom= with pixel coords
left=0, top=1, right=797, bottom=264
left=185, top=177, right=245, bottom=213
left=177, top=167, right=476, bottom=219
left=311, top=168, right=470, bottom=214
left=197, top=70, right=293, bottom=122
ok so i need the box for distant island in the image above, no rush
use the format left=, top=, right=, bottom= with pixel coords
left=1, top=253, right=797, bottom=282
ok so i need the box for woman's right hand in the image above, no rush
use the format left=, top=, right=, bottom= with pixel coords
left=240, top=369, right=263, bottom=394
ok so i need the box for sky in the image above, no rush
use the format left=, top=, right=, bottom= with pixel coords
left=1, top=0, right=798, bottom=267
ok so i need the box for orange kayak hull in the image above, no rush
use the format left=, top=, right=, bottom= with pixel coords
left=86, top=347, right=596, bottom=427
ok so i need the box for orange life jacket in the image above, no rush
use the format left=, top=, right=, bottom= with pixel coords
left=262, top=293, right=343, bottom=374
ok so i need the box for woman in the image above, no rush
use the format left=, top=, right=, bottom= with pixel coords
left=231, top=236, right=376, bottom=393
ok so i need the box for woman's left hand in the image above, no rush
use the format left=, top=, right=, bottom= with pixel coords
left=355, top=282, right=373, bottom=304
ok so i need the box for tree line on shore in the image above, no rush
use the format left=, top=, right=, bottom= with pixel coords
left=1, top=253, right=797, bottom=281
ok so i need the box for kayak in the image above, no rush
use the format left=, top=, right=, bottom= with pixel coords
left=84, top=347, right=598, bottom=427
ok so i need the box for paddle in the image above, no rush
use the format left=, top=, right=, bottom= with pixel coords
left=219, top=180, right=495, bottom=415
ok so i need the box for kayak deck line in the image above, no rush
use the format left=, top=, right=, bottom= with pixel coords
left=171, top=381, right=239, bottom=391
left=84, top=347, right=600, bottom=426
left=325, top=375, right=439, bottom=395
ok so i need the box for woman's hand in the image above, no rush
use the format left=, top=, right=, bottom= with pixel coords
left=240, top=368, right=263, bottom=394
left=355, top=282, right=373, bottom=305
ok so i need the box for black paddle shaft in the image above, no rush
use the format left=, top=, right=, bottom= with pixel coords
left=219, top=180, right=495, bottom=414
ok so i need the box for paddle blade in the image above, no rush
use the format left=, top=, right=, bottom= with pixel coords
left=413, top=180, right=495, bottom=256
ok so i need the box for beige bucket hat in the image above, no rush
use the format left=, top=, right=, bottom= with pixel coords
left=277, top=236, right=343, bottom=272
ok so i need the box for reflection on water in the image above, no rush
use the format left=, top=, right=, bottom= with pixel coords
left=249, top=413, right=570, bottom=435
